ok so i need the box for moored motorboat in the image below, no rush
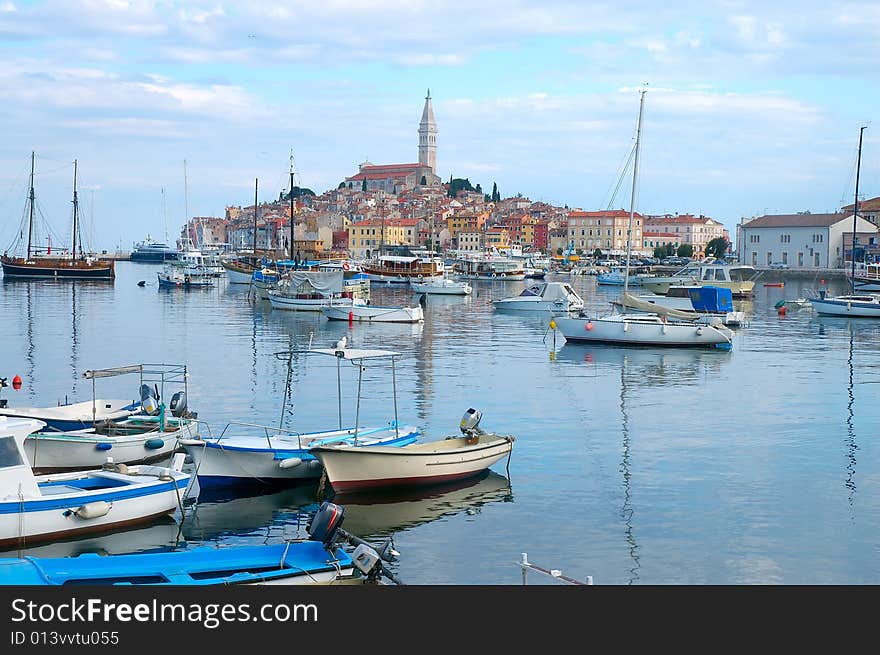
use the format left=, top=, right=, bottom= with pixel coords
left=493, top=281, right=584, bottom=312
left=312, top=408, right=515, bottom=492
left=810, top=292, right=880, bottom=317
left=322, top=303, right=424, bottom=323
left=180, top=345, right=420, bottom=489
left=0, top=417, right=190, bottom=548
left=553, top=310, right=733, bottom=347
left=410, top=276, right=472, bottom=295
left=0, top=501, right=402, bottom=585
left=268, top=269, right=370, bottom=311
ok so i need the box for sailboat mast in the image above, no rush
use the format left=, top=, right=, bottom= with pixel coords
left=183, top=159, right=190, bottom=247
left=289, top=150, right=295, bottom=261
left=253, top=177, right=259, bottom=257
left=851, top=126, right=866, bottom=291
left=71, top=159, right=79, bottom=260
left=26, top=152, right=35, bottom=260
left=623, top=89, right=646, bottom=300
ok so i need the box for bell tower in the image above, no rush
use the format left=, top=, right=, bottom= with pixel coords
left=418, top=89, right=437, bottom=173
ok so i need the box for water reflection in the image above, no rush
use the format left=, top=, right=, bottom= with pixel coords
left=845, top=324, right=857, bottom=508
left=553, top=343, right=730, bottom=388
left=618, top=361, right=640, bottom=584
left=329, top=470, right=513, bottom=537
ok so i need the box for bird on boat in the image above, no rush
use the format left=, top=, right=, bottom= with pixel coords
left=335, top=336, right=347, bottom=351
left=137, top=280, right=146, bottom=287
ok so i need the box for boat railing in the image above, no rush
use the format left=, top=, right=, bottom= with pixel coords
left=202, top=420, right=308, bottom=450
left=519, top=553, right=593, bottom=585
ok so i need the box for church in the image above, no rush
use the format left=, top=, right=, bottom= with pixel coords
left=343, top=90, right=442, bottom=192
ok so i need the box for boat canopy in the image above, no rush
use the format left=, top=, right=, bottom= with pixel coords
left=285, top=270, right=344, bottom=294
left=688, top=286, right=734, bottom=313
left=307, top=348, right=401, bottom=360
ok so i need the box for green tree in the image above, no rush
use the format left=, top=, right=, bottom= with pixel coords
left=448, top=178, right=476, bottom=198
left=361, top=178, right=367, bottom=192
left=491, top=182, right=499, bottom=202
left=593, top=248, right=602, bottom=259
left=705, top=237, right=730, bottom=259
left=556, top=247, right=563, bottom=256
left=653, top=246, right=667, bottom=259
left=420, top=175, right=427, bottom=186
left=677, top=243, right=694, bottom=258
left=475, top=183, right=482, bottom=194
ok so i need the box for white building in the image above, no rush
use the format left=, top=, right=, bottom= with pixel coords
left=738, top=213, right=878, bottom=268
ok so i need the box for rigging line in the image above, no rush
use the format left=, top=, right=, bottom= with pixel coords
left=605, top=143, right=637, bottom=210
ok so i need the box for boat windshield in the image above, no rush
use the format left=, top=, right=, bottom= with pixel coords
left=0, top=436, right=24, bottom=468
left=729, top=267, right=754, bottom=282
left=520, top=286, right=543, bottom=297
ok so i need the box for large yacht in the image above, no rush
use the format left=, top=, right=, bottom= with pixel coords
left=130, top=236, right=179, bottom=263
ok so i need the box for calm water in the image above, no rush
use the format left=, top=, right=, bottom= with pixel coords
left=1, top=264, right=878, bottom=584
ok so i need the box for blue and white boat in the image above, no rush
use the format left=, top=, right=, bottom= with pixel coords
left=0, top=417, right=190, bottom=548
left=0, top=398, right=141, bottom=432
left=181, top=344, right=420, bottom=489
left=0, top=501, right=401, bottom=585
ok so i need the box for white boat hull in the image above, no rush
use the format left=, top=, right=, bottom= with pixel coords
left=0, top=399, right=138, bottom=432
left=811, top=296, right=880, bottom=317
left=410, top=281, right=471, bottom=295
left=493, top=299, right=581, bottom=312
left=24, top=418, right=197, bottom=473
left=322, top=305, right=424, bottom=323
left=268, top=293, right=366, bottom=311
left=0, top=466, right=188, bottom=548
left=313, top=434, right=515, bottom=492
left=182, top=425, right=419, bottom=488
left=457, top=272, right=526, bottom=281
left=554, top=313, right=733, bottom=347
left=224, top=267, right=253, bottom=284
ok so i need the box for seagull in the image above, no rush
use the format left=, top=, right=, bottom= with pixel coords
left=335, top=336, right=347, bottom=351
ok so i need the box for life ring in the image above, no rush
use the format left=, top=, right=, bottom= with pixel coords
left=342, top=261, right=351, bottom=271
left=492, top=273, right=498, bottom=278
left=418, top=274, right=424, bottom=280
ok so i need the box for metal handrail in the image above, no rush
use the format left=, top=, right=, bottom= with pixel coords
left=519, top=553, right=593, bottom=585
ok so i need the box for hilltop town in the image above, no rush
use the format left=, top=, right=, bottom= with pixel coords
left=181, top=91, right=879, bottom=268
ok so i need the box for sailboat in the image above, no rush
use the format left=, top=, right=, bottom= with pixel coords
left=553, top=90, right=732, bottom=348
left=1, top=153, right=114, bottom=280
left=810, top=126, right=880, bottom=317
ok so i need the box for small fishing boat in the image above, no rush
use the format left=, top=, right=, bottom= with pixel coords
left=810, top=292, right=880, bottom=317
left=0, top=501, right=402, bottom=585
left=157, top=264, right=215, bottom=288
left=0, top=399, right=140, bottom=432
left=268, top=270, right=369, bottom=311
left=312, top=408, right=515, bottom=492
left=322, top=303, right=424, bottom=323
left=181, top=344, right=420, bottom=489
left=493, top=281, right=584, bottom=312
left=597, top=268, right=652, bottom=286
left=0, top=417, right=190, bottom=548
left=410, top=276, right=472, bottom=295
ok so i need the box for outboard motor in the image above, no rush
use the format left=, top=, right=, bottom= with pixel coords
left=460, top=408, right=485, bottom=435
left=140, top=383, right=159, bottom=416
left=169, top=391, right=187, bottom=418
left=308, top=501, right=345, bottom=547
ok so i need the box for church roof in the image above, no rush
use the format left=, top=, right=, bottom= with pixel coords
left=420, top=89, right=436, bottom=127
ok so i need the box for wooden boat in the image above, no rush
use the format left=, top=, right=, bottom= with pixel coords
left=268, top=269, right=370, bottom=311
left=453, top=253, right=526, bottom=280
left=180, top=346, right=420, bottom=489
left=0, top=417, right=190, bottom=548
left=362, top=254, right=444, bottom=283
left=322, top=303, right=424, bottom=323
left=312, top=408, right=515, bottom=492
left=1, top=154, right=114, bottom=280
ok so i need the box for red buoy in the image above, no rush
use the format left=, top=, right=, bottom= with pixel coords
left=348, top=310, right=354, bottom=324
left=12, top=375, right=22, bottom=390
left=585, top=322, right=594, bottom=331
left=777, top=306, right=787, bottom=317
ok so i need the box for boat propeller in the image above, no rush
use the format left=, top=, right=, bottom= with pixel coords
left=308, top=501, right=403, bottom=585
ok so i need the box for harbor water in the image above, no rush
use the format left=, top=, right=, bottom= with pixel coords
left=1, top=264, right=878, bottom=584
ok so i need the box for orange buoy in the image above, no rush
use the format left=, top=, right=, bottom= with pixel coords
left=777, top=305, right=787, bottom=317
left=585, top=322, right=594, bottom=331
left=12, top=375, right=22, bottom=390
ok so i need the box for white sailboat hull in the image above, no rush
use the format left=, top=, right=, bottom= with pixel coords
left=313, top=434, right=515, bottom=492
left=410, top=280, right=471, bottom=295
left=811, top=296, right=880, bottom=317
left=554, top=313, right=732, bottom=347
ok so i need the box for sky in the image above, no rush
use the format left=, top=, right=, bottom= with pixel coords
left=0, top=0, right=878, bottom=253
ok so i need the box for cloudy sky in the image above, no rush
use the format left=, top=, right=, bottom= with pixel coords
left=0, top=0, right=878, bottom=252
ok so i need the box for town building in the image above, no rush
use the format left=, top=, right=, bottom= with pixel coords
left=567, top=210, right=645, bottom=256
left=643, top=214, right=727, bottom=257
left=841, top=197, right=880, bottom=227
left=737, top=213, right=878, bottom=268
